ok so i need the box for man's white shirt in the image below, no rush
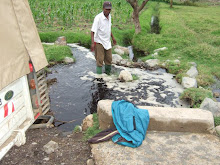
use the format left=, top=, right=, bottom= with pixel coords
left=91, top=12, right=112, bottom=50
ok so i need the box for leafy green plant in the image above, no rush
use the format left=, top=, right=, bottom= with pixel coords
left=132, top=74, right=139, bottom=80
left=83, top=113, right=102, bottom=141
left=74, top=125, right=82, bottom=133
left=214, top=117, right=220, bottom=127
left=180, top=88, right=213, bottom=108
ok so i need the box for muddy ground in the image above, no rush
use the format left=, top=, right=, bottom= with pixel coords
left=0, top=127, right=92, bottom=165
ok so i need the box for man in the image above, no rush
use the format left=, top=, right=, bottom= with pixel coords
left=91, top=1, right=117, bottom=75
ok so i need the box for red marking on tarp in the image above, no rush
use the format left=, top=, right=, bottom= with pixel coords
left=12, top=102, right=15, bottom=112
left=35, top=112, right=40, bottom=119
left=4, top=104, right=8, bottom=117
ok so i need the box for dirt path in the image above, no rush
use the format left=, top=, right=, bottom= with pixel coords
left=0, top=128, right=91, bottom=165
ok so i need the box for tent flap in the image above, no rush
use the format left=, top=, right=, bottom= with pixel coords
left=0, top=0, right=48, bottom=90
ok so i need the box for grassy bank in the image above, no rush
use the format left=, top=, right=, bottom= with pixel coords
left=43, top=44, right=74, bottom=62
left=134, top=2, right=220, bottom=86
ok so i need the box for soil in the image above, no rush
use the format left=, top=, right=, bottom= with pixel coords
left=0, top=128, right=92, bottom=165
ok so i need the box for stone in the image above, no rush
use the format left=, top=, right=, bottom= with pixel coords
left=114, top=48, right=124, bottom=55
left=181, top=77, right=197, bottom=88
left=43, top=141, right=58, bottom=154
left=213, top=92, right=220, bottom=98
left=216, top=125, right=220, bottom=135
left=200, top=98, right=220, bottom=117
left=43, top=157, right=50, bottom=161
left=188, top=62, right=197, bottom=67
left=186, top=66, right=198, bottom=78
left=174, top=59, right=180, bottom=64
left=145, top=59, right=160, bottom=69
left=112, top=54, right=122, bottom=64
left=120, top=59, right=128, bottom=65
left=87, top=159, right=94, bottom=165
left=154, top=47, right=168, bottom=52
left=63, top=57, right=74, bottom=64
left=54, top=36, right=67, bottom=45
left=97, top=100, right=115, bottom=130
left=118, top=70, right=133, bottom=82
left=97, top=100, right=215, bottom=134
left=82, top=114, right=94, bottom=131
left=114, top=45, right=129, bottom=54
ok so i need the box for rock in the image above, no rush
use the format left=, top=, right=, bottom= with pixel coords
left=174, top=59, right=180, bottom=65
left=181, top=77, right=197, bottom=88
left=216, top=126, right=220, bottom=135
left=120, top=59, right=128, bottom=65
left=213, top=92, right=220, bottom=98
left=43, top=157, right=50, bottom=161
left=154, top=47, right=168, bottom=52
left=137, top=59, right=143, bottom=63
left=82, top=114, right=94, bottom=131
left=188, top=62, right=197, bottom=67
left=118, top=70, right=133, bottom=82
left=186, top=66, right=198, bottom=78
left=43, top=141, right=58, bottom=154
left=152, top=52, right=158, bottom=58
left=87, top=159, right=94, bottom=165
left=145, top=59, right=159, bottom=69
left=63, top=57, right=74, bottom=64
left=97, top=100, right=214, bottom=133
left=112, top=54, right=122, bottom=64
left=114, top=45, right=129, bottom=54
left=114, top=48, right=124, bottom=55
left=55, top=36, right=67, bottom=46
left=200, top=98, right=220, bottom=117
left=97, top=100, right=114, bottom=130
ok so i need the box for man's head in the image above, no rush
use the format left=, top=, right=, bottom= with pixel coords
left=103, top=1, right=112, bottom=17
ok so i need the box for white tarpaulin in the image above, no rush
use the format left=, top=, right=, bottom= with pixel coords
left=0, top=0, right=48, bottom=90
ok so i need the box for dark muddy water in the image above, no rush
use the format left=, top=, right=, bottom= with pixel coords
left=47, top=44, right=188, bottom=131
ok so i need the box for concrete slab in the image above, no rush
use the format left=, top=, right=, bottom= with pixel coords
left=91, top=131, right=220, bottom=165
left=97, top=100, right=215, bottom=134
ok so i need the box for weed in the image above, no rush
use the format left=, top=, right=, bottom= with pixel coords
left=214, top=117, right=220, bottom=127
left=180, top=88, right=213, bottom=108
left=83, top=113, right=102, bottom=141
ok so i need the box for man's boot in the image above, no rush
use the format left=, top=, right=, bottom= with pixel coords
left=97, top=66, right=102, bottom=74
left=105, top=65, right=111, bottom=75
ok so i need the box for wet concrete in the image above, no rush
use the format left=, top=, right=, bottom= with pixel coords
left=47, top=44, right=189, bottom=131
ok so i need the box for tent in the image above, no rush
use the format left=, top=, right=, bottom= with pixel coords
left=0, top=0, right=48, bottom=90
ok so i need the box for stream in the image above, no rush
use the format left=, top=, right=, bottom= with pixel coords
left=47, top=44, right=189, bottom=131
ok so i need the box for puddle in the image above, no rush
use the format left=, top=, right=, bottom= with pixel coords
left=47, top=44, right=189, bottom=131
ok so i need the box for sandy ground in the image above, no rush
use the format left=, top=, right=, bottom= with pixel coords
left=0, top=128, right=92, bottom=165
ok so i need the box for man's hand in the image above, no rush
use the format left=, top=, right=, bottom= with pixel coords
left=91, top=43, right=95, bottom=52
left=112, top=38, right=117, bottom=46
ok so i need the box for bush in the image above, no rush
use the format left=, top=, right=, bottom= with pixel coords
left=180, top=88, right=213, bottom=108
left=83, top=113, right=102, bottom=141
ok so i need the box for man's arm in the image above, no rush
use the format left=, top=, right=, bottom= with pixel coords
left=91, top=31, right=95, bottom=52
left=111, top=32, right=117, bottom=45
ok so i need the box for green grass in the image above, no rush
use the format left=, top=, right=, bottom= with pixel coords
left=180, top=87, right=213, bottom=108
left=134, top=3, right=220, bottom=85
left=83, top=113, right=102, bottom=141
left=214, top=117, right=220, bottom=127
left=43, top=44, right=74, bottom=62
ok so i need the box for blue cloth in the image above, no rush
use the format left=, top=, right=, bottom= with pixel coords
left=111, top=100, right=150, bottom=148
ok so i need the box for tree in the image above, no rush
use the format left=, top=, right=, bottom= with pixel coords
left=126, top=0, right=149, bottom=34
